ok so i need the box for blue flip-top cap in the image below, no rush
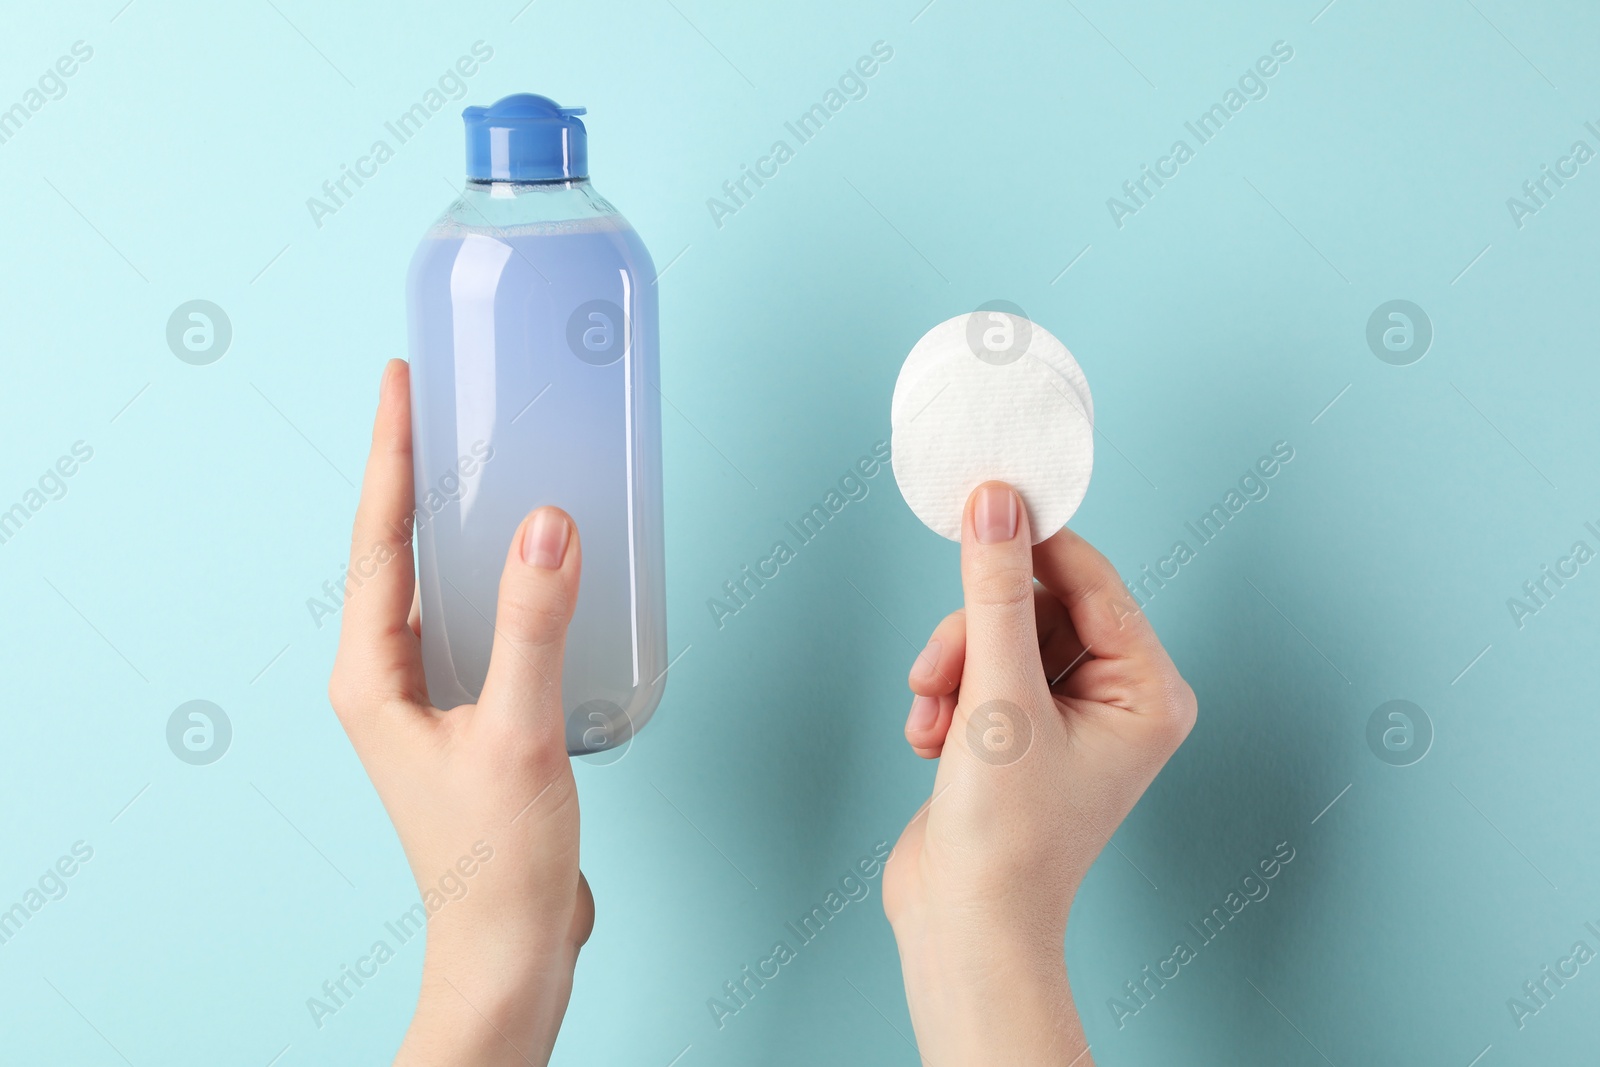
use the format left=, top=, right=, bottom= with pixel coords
left=463, top=93, right=587, bottom=182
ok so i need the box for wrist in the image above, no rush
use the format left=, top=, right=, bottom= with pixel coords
left=396, top=929, right=580, bottom=1067
left=893, top=920, right=1087, bottom=1066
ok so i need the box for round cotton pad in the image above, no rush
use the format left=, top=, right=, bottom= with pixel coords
left=891, top=314, right=1094, bottom=543
left=891, top=312, right=1093, bottom=429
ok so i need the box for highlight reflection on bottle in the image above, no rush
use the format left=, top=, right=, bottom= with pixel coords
left=406, top=94, right=667, bottom=754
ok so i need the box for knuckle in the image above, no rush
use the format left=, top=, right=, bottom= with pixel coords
left=881, top=884, right=908, bottom=929
left=969, top=557, right=1036, bottom=610
left=1152, top=675, right=1198, bottom=746
left=491, top=727, right=575, bottom=794
left=327, top=667, right=357, bottom=718
left=328, top=663, right=409, bottom=727
left=490, top=716, right=568, bottom=773
left=528, top=730, right=575, bottom=777
left=1085, top=655, right=1137, bottom=693
left=1104, top=589, right=1148, bottom=631
left=1085, top=545, right=1121, bottom=586
left=1052, top=534, right=1116, bottom=591
left=1075, top=539, right=1123, bottom=589
left=497, top=583, right=573, bottom=646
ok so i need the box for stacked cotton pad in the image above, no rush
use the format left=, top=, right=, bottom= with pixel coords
left=890, top=311, right=1094, bottom=544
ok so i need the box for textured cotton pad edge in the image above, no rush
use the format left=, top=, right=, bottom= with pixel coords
left=891, top=313, right=1093, bottom=429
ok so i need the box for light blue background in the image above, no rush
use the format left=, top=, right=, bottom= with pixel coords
left=2, top=1, right=1598, bottom=1064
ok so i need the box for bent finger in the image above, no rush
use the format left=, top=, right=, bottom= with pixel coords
left=1033, top=525, right=1172, bottom=670
left=905, top=691, right=957, bottom=758
left=1035, top=590, right=1090, bottom=688
left=908, top=610, right=966, bottom=697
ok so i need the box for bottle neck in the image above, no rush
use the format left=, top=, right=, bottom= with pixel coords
left=465, top=178, right=590, bottom=193
left=448, top=177, right=618, bottom=229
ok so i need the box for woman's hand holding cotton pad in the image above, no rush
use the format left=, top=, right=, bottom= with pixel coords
left=890, top=311, right=1094, bottom=543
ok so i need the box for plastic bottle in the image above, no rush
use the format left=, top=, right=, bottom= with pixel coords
left=406, top=93, right=666, bottom=755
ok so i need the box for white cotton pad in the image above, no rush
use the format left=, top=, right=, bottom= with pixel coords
left=891, top=313, right=1094, bottom=543
left=891, top=312, right=1093, bottom=428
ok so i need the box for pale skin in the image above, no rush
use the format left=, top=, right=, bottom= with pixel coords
left=330, top=360, right=591, bottom=1064
left=886, top=482, right=1197, bottom=1066
left=332, top=361, right=1195, bottom=1065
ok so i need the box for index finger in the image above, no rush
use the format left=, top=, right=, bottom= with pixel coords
left=1031, top=525, right=1172, bottom=667
left=329, top=360, right=428, bottom=714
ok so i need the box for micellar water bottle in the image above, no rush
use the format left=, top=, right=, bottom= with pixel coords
left=406, top=93, right=666, bottom=755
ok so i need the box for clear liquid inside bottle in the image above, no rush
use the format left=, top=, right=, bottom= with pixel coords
left=406, top=177, right=667, bottom=753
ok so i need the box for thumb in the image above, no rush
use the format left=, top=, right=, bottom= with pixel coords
left=478, top=506, right=581, bottom=739
left=958, top=483, right=1048, bottom=701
